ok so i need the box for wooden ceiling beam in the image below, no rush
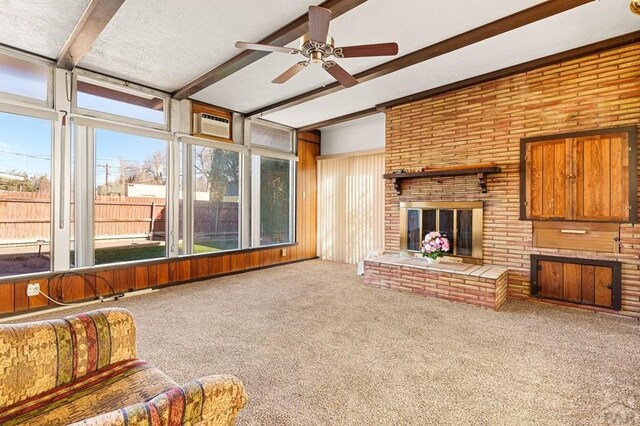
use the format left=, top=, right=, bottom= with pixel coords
left=57, top=0, right=126, bottom=70
left=376, top=30, right=640, bottom=110
left=247, top=0, right=594, bottom=118
left=297, top=107, right=379, bottom=131
left=172, top=0, right=368, bottom=100
left=297, top=31, right=640, bottom=131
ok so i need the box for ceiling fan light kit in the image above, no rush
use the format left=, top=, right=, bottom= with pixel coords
left=235, top=5, right=399, bottom=88
left=631, top=1, right=640, bottom=15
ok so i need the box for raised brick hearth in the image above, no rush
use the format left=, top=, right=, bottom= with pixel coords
left=364, top=255, right=508, bottom=310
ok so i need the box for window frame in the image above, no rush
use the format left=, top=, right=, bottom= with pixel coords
left=72, top=70, right=171, bottom=131
left=72, top=120, right=174, bottom=268
left=245, top=118, right=295, bottom=154
left=0, top=109, right=56, bottom=278
left=246, top=119, right=297, bottom=248
left=179, top=134, right=247, bottom=256
left=0, top=47, right=54, bottom=108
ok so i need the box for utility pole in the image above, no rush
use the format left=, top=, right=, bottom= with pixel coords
left=104, top=163, right=109, bottom=188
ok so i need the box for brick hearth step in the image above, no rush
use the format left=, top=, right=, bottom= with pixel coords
left=363, top=254, right=508, bottom=310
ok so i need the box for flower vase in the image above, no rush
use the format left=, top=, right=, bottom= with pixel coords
left=425, top=257, right=442, bottom=265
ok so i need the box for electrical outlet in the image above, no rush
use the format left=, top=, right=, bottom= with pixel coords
left=26, top=283, right=40, bottom=297
left=281, top=248, right=287, bottom=257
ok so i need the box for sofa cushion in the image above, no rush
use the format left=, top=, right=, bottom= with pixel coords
left=70, top=375, right=248, bottom=426
left=0, top=359, right=177, bottom=426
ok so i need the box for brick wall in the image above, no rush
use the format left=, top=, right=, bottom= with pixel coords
left=384, top=43, right=640, bottom=318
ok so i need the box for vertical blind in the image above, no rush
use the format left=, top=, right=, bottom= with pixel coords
left=317, top=152, right=385, bottom=264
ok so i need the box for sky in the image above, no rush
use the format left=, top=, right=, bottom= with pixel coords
left=0, top=112, right=166, bottom=186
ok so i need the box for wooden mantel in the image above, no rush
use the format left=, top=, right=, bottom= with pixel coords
left=383, top=163, right=501, bottom=195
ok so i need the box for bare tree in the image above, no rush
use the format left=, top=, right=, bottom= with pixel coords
left=119, top=160, right=144, bottom=184
left=144, top=151, right=166, bottom=185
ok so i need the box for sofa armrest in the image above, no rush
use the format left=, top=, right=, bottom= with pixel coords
left=71, top=375, right=247, bottom=426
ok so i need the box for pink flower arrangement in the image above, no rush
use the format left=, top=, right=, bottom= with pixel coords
left=420, top=231, right=450, bottom=260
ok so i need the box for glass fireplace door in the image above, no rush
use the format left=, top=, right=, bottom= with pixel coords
left=456, top=210, right=474, bottom=256
left=399, top=202, right=483, bottom=263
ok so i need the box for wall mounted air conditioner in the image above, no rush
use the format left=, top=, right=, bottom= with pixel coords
left=193, top=112, right=231, bottom=139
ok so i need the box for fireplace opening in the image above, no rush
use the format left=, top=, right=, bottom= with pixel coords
left=400, top=201, right=483, bottom=264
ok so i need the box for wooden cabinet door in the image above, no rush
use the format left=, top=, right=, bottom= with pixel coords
left=573, top=133, right=630, bottom=221
left=526, top=140, right=570, bottom=219
left=537, top=260, right=563, bottom=300
left=562, top=263, right=582, bottom=303
left=533, top=256, right=620, bottom=310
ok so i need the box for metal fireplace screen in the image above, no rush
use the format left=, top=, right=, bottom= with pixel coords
left=399, top=201, right=483, bottom=264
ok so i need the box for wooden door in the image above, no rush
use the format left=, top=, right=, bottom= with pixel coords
left=526, top=140, right=570, bottom=219
left=574, top=133, right=630, bottom=221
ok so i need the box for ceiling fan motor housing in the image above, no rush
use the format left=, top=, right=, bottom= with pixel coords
left=300, top=33, right=335, bottom=62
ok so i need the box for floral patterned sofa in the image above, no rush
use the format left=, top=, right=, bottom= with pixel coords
left=0, top=308, right=247, bottom=425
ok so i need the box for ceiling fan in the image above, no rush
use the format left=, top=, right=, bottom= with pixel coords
left=235, top=6, right=399, bottom=88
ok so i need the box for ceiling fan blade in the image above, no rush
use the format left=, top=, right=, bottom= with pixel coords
left=323, top=61, right=358, bottom=88
left=235, top=42, right=298, bottom=55
left=336, top=42, right=399, bottom=58
left=272, top=61, right=308, bottom=84
left=308, top=6, right=331, bottom=42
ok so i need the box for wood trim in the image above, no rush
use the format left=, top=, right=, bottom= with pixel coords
left=530, top=254, right=622, bottom=310
left=172, top=0, right=368, bottom=100
left=297, top=129, right=321, bottom=144
left=316, top=148, right=384, bottom=160
left=297, top=108, right=380, bottom=132
left=519, top=126, right=638, bottom=223
left=0, top=257, right=318, bottom=320
left=247, top=0, right=594, bottom=118
left=378, top=31, right=640, bottom=110
left=57, top=0, right=127, bottom=70
left=191, top=101, right=234, bottom=143
left=0, top=243, right=299, bottom=285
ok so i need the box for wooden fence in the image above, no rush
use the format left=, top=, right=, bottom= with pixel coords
left=0, top=192, right=239, bottom=244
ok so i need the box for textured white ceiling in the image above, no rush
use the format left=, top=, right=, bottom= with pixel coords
left=78, top=0, right=319, bottom=92
left=260, top=0, right=640, bottom=128
left=191, top=0, right=544, bottom=112
left=0, top=0, right=90, bottom=58
left=0, top=0, right=637, bottom=129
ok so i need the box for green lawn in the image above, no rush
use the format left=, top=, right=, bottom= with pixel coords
left=72, top=240, right=239, bottom=265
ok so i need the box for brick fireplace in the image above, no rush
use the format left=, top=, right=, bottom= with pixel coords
left=380, top=43, right=640, bottom=318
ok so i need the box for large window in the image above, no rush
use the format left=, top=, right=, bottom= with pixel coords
left=0, top=56, right=302, bottom=279
left=248, top=120, right=296, bottom=247
left=252, top=155, right=294, bottom=246
left=192, top=145, right=241, bottom=253
left=92, top=129, right=168, bottom=265
left=0, top=112, right=52, bottom=277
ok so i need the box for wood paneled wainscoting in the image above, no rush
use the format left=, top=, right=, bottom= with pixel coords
left=0, top=244, right=310, bottom=316
left=0, top=131, right=320, bottom=317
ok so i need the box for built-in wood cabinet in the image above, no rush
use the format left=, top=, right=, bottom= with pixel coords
left=521, top=126, right=637, bottom=223
left=530, top=255, right=621, bottom=310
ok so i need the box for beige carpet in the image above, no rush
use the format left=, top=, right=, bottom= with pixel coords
left=19, top=260, right=640, bottom=425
